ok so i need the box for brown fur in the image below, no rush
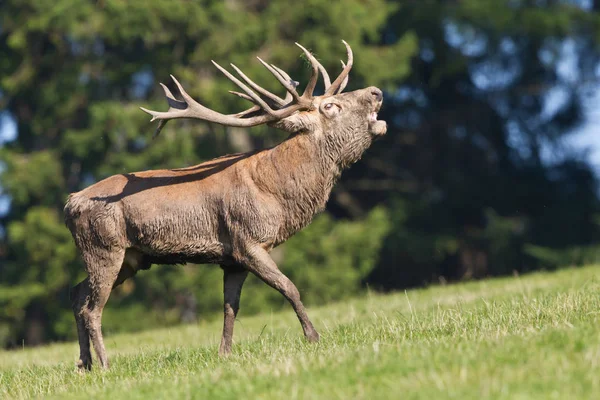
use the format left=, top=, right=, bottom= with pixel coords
left=65, top=86, right=386, bottom=370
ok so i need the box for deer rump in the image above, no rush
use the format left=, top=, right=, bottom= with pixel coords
left=65, top=40, right=387, bottom=371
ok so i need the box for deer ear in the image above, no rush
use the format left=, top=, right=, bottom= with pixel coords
left=270, top=111, right=319, bottom=133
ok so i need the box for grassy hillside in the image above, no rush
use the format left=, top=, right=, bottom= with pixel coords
left=1, top=266, right=599, bottom=399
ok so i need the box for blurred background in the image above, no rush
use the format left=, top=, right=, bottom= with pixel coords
left=1, top=0, right=600, bottom=348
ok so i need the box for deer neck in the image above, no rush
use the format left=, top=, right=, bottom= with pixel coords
left=252, top=128, right=372, bottom=243
left=252, top=133, right=341, bottom=239
left=263, top=132, right=341, bottom=201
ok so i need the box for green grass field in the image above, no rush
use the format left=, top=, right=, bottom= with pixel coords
left=1, top=266, right=599, bottom=399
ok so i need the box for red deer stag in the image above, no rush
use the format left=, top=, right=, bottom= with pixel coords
left=64, top=41, right=387, bottom=370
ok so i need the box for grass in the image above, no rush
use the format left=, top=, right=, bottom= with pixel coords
left=1, top=266, right=599, bottom=399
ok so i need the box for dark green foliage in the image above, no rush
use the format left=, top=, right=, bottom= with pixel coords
left=279, top=207, right=391, bottom=304
left=360, top=0, right=600, bottom=288
left=1, top=0, right=599, bottom=347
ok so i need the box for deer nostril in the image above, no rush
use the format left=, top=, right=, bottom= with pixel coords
left=371, top=89, right=383, bottom=102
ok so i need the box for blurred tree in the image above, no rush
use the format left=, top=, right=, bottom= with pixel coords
left=346, top=0, right=600, bottom=289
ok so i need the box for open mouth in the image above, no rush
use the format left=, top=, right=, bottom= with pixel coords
left=368, top=100, right=382, bottom=123
left=368, top=103, right=387, bottom=136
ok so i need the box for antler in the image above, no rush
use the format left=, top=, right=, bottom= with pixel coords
left=326, top=40, right=353, bottom=95
left=295, top=41, right=352, bottom=95
left=141, top=41, right=354, bottom=137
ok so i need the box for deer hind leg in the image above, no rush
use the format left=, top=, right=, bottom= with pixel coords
left=78, top=247, right=125, bottom=370
left=219, top=266, right=249, bottom=357
left=240, top=247, right=319, bottom=343
left=71, top=278, right=92, bottom=370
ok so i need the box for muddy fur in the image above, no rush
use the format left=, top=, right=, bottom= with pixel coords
left=65, top=86, right=386, bottom=370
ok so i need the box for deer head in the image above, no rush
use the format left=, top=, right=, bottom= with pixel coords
left=140, top=41, right=387, bottom=165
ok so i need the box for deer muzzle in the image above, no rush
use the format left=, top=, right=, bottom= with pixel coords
left=367, top=87, right=387, bottom=136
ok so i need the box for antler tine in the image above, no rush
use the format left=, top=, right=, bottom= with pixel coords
left=159, top=83, right=186, bottom=109
left=338, top=61, right=349, bottom=94
left=229, top=89, right=282, bottom=110
left=211, top=60, right=277, bottom=116
left=257, top=57, right=301, bottom=102
left=227, top=91, right=265, bottom=120
left=295, top=43, right=320, bottom=98
left=325, top=40, right=353, bottom=96
left=268, top=64, right=299, bottom=103
left=169, top=74, right=201, bottom=111
left=139, top=75, right=203, bottom=123
left=139, top=81, right=184, bottom=122
left=234, top=105, right=261, bottom=118
left=270, top=64, right=297, bottom=86
left=318, top=63, right=331, bottom=90
left=295, top=43, right=332, bottom=92
left=228, top=90, right=254, bottom=102
left=139, top=81, right=185, bottom=137
left=228, top=63, right=287, bottom=108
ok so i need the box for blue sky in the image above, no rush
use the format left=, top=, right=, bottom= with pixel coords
left=0, top=111, right=17, bottom=145
left=566, top=86, right=600, bottom=170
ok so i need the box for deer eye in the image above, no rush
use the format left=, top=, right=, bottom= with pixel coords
left=322, top=102, right=341, bottom=113
left=321, top=102, right=341, bottom=118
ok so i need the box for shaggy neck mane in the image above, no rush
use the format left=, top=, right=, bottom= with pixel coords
left=253, top=127, right=370, bottom=244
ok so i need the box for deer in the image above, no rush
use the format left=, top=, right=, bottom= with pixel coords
left=64, top=40, right=387, bottom=370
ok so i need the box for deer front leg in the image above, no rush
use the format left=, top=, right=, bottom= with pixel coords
left=219, top=266, right=248, bottom=356
left=240, top=246, right=320, bottom=343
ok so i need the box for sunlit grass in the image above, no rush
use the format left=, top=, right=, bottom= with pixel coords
left=1, top=266, right=599, bottom=399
